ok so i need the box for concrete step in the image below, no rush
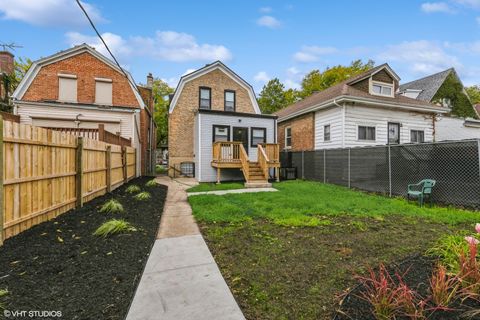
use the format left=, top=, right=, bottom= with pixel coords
left=244, top=181, right=272, bottom=188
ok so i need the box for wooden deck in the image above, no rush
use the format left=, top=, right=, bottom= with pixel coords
left=211, top=142, right=280, bottom=183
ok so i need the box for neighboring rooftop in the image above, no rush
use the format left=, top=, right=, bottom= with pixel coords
left=275, top=64, right=445, bottom=120
left=398, top=68, right=454, bottom=102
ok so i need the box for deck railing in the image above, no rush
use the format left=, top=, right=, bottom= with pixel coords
left=212, top=141, right=242, bottom=162
left=257, top=144, right=269, bottom=180
left=239, top=144, right=250, bottom=182
left=261, top=143, right=280, bottom=163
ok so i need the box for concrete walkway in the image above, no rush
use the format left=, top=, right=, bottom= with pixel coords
left=126, top=177, right=245, bottom=320
left=187, top=187, right=277, bottom=197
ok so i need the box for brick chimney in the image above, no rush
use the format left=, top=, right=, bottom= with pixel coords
left=0, top=51, right=14, bottom=75
left=146, top=72, right=153, bottom=88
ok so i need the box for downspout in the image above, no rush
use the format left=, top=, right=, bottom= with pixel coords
left=333, top=99, right=345, bottom=148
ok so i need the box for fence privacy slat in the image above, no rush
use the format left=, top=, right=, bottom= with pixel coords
left=0, top=120, right=137, bottom=242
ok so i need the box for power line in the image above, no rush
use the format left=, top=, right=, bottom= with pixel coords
left=75, top=0, right=140, bottom=96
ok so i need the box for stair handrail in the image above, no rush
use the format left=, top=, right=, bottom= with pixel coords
left=239, top=144, right=250, bottom=182
left=257, top=144, right=269, bottom=180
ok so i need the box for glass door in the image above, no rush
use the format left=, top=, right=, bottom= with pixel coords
left=388, top=122, right=400, bottom=144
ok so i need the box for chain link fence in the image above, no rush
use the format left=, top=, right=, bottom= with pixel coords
left=280, top=139, right=480, bottom=209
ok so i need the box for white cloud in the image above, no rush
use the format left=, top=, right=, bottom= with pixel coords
left=454, top=0, right=480, bottom=8
left=259, top=7, right=272, bottom=13
left=293, top=45, right=338, bottom=63
left=256, top=15, right=281, bottom=28
left=378, top=40, right=461, bottom=75
left=0, top=0, right=105, bottom=27
left=254, top=71, right=270, bottom=83
left=66, top=30, right=232, bottom=62
left=421, top=2, right=454, bottom=13
left=284, top=79, right=300, bottom=90
left=182, top=68, right=196, bottom=76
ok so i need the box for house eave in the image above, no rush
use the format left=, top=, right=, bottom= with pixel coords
left=14, top=99, right=139, bottom=113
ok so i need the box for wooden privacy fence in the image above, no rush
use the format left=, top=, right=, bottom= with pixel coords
left=0, top=118, right=137, bottom=244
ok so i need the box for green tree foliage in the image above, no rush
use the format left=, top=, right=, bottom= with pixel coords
left=1, top=57, right=32, bottom=112
left=465, top=85, right=480, bottom=105
left=257, top=78, right=288, bottom=114
left=151, top=79, right=174, bottom=146
left=300, top=59, right=375, bottom=98
left=433, top=73, right=477, bottom=119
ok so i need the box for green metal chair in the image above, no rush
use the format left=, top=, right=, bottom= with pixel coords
left=407, top=179, right=436, bottom=207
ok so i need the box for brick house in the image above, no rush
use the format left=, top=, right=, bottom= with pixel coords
left=12, top=44, right=156, bottom=175
left=168, top=61, right=279, bottom=185
left=275, top=64, right=449, bottom=151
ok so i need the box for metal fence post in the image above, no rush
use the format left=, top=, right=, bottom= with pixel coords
left=388, top=144, right=392, bottom=197
left=348, top=148, right=351, bottom=188
left=323, top=149, right=326, bottom=184
left=301, top=150, right=305, bottom=179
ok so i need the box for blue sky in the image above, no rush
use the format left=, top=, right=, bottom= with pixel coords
left=1, top=0, right=480, bottom=92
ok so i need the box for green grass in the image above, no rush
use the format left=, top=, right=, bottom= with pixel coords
left=99, top=199, right=124, bottom=214
left=93, top=219, right=136, bottom=238
left=134, top=191, right=151, bottom=201
left=125, top=185, right=141, bottom=194
left=187, top=182, right=245, bottom=193
left=189, top=180, right=479, bottom=227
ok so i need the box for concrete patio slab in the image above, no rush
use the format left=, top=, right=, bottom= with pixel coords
left=187, top=187, right=278, bottom=197
left=126, top=177, right=245, bottom=320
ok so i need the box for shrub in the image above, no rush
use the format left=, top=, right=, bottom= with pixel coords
left=429, top=264, right=461, bottom=309
left=93, top=219, right=136, bottom=238
left=134, top=191, right=151, bottom=201
left=145, top=179, right=157, bottom=187
left=125, top=185, right=141, bottom=194
left=99, top=199, right=124, bottom=214
left=458, top=242, right=480, bottom=295
left=427, top=234, right=471, bottom=272
left=156, top=165, right=166, bottom=174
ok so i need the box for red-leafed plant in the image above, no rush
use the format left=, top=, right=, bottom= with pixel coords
left=429, top=264, right=461, bottom=310
left=395, top=280, right=426, bottom=319
left=458, top=241, right=480, bottom=298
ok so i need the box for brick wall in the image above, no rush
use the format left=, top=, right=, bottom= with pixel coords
left=277, top=112, right=315, bottom=151
left=138, top=85, right=155, bottom=175
left=168, top=68, right=256, bottom=175
left=22, top=52, right=140, bottom=108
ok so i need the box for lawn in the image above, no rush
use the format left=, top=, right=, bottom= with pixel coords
left=187, top=182, right=245, bottom=193
left=188, top=180, right=479, bottom=319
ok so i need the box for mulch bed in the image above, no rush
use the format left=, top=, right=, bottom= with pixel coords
left=335, top=254, right=480, bottom=320
left=0, top=176, right=167, bottom=320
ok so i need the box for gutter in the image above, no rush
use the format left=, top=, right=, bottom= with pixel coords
left=14, top=99, right=139, bottom=113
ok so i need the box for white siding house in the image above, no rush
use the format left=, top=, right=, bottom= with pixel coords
left=436, top=116, right=480, bottom=141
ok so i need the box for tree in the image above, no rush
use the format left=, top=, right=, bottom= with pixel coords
left=151, top=79, right=174, bottom=146
left=465, top=85, right=480, bottom=105
left=1, top=57, right=32, bottom=111
left=300, top=59, right=375, bottom=98
left=257, top=78, right=288, bottom=114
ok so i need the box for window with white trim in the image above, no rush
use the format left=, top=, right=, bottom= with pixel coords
left=95, top=78, right=113, bottom=105
left=358, top=126, right=376, bottom=141
left=58, top=75, right=77, bottom=102
left=410, top=130, right=425, bottom=143
left=324, top=125, right=330, bottom=141
left=371, top=82, right=393, bottom=97
left=285, top=127, right=292, bottom=148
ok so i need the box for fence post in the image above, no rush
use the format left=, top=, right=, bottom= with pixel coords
left=98, top=124, right=105, bottom=142
left=106, top=145, right=111, bottom=193
left=348, top=148, right=351, bottom=188
left=76, top=137, right=84, bottom=207
left=135, top=147, right=138, bottom=177
left=388, top=144, right=392, bottom=197
left=122, top=146, right=127, bottom=183
left=0, top=115, right=4, bottom=245
left=323, top=149, right=326, bottom=183
left=301, top=150, right=305, bottom=179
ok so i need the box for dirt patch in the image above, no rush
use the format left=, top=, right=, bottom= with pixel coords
left=0, top=177, right=167, bottom=320
left=199, top=215, right=471, bottom=320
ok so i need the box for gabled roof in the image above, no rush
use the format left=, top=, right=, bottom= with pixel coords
left=275, top=64, right=447, bottom=121
left=398, top=68, right=454, bottom=102
left=169, top=61, right=261, bottom=114
left=12, top=44, right=145, bottom=109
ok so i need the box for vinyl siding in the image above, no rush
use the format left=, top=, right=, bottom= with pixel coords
left=436, top=116, right=480, bottom=141
left=344, top=105, right=434, bottom=147
left=196, top=112, right=276, bottom=182
left=314, top=107, right=343, bottom=149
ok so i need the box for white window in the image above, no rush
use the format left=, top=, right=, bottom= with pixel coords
left=58, top=74, right=77, bottom=102
left=251, top=128, right=266, bottom=147
left=358, top=126, right=376, bottom=141
left=95, top=78, right=113, bottom=105
left=371, top=81, right=393, bottom=97
left=285, top=127, right=292, bottom=148
left=411, top=130, right=425, bottom=143
left=324, top=125, right=330, bottom=141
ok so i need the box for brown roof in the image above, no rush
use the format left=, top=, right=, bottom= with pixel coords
left=274, top=64, right=446, bottom=120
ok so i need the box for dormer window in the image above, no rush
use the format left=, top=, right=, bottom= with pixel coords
left=371, top=81, right=394, bottom=97
left=199, top=87, right=211, bottom=109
